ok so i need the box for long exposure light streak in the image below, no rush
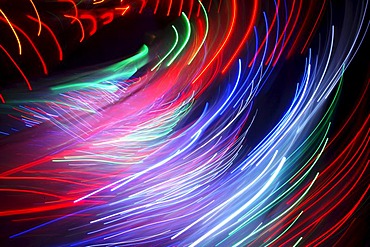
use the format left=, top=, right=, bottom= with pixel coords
left=0, top=0, right=368, bottom=246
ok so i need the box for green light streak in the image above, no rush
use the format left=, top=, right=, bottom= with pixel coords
left=53, top=101, right=193, bottom=164
left=50, top=82, right=119, bottom=92
left=167, top=12, right=191, bottom=66
left=51, top=45, right=149, bottom=92
left=287, top=73, right=343, bottom=162
left=151, top=26, right=179, bottom=71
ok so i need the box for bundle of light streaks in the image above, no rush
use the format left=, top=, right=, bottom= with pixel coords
left=0, top=0, right=368, bottom=246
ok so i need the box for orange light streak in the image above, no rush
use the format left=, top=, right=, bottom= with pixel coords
left=27, top=15, right=63, bottom=61
left=0, top=9, right=22, bottom=55
left=29, top=0, right=42, bottom=36
left=64, top=15, right=85, bottom=42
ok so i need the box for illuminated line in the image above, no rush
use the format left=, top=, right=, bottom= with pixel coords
left=0, top=9, right=22, bottom=55
left=0, top=45, right=31, bottom=90
left=151, top=25, right=179, bottom=71
left=187, top=0, right=209, bottom=65
left=167, top=13, right=191, bottom=66
left=29, top=0, right=42, bottom=36
left=64, top=15, right=85, bottom=42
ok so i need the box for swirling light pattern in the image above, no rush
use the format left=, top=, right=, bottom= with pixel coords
left=0, top=0, right=368, bottom=246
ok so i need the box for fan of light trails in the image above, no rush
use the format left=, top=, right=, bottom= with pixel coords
left=0, top=0, right=368, bottom=246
